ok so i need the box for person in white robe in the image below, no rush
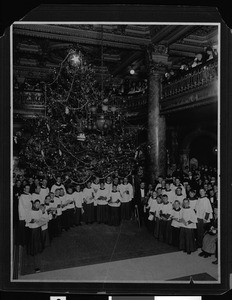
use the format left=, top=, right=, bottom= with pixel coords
left=108, top=184, right=122, bottom=226
left=159, top=194, right=172, bottom=243
left=195, top=188, right=213, bottom=248
left=179, top=198, right=198, bottom=254
left=51, top=176, right=66, bottom=194
left=83, top=181, right=95, bottom=224
left=95, top=182, right=109, bottom=223
left=32, top=186, right=43, bottom=204
left=91, top=177, right=100, bottom=221
left=120, top=177, right=133, bottom=220
left=40, top=179, right=50, bottom=204
left=17, top=184, right=32, bottom=246
left=170, top=200, right=182, bottom=247
left=73, top=184, right=84, bottom=226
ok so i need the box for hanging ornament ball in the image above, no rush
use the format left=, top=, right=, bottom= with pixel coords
left=16, top=131, right=22, bottom=137
left=102, top=105, right=108, bottom=112
left=65, top=107, right=70, bottom=114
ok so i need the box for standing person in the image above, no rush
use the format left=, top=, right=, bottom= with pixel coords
left=48, top=192, right=58, bottom=239
left=40, top=204, right=50, bottom=249
left=146, top=190, right=157, bottom=233
left=40, top=178, right=50, bottom=204
left=198, top=218, right=218, bottom=258
left=188, top=189, right=198, bottom=211
left=28, top=177, right=35, bottom=194
left=65, top=186, right=75, bottom=228
left=105, top=175, right=113, bottom=194
left=108, top=184, right=122, bottom=226
left=164, top=182, right=175, bottom=204
left=59, top=187, right=69, bottom=231
left=54, top=188, right=62, bottom=235
left=17, top=184, right=32, bottom=246
left=171, top=178, right=186, bottom=198
left=154, top=176, right=164, bottom=191
left=179, top=198, right=198, bottom=254
left=13, top=180, right=23, bottom=229
left=153, top=195, right=163, bottom=239
left=33, top=178, right=41, bottom=193
left=51, top=176, right=66, bottom=194
left=170, top=200, right=182, bottom=247
left=96, top=181, right=109, bottom=224
left=159, top=194, right=172, bottom=243
left=133, top=181, right=147, bottom=227
left=91, top=176, right=100, bottom=222
left=120, top=177, right=133, bottom=221
left=195, top=188, right=213, bottom=248
left=32, top=186, right=43, bottom=204
left=73, top=184, right=84, bottom=226
left=173, top=187, right=185, bottom=207
left=25, top=199, right=44, bottom=272
left=83, top=181, right=95, bottom=224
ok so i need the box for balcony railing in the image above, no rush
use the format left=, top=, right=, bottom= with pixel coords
left=161, top=59, right=218, bottom=99
left=13, top=89, right=45, bottom=109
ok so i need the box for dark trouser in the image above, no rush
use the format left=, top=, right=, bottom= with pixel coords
left=108, top=206, right=121, bottom=226
left=136, top=203, right=144, bottom=226
left=165, top=220, right=172, bottom=245
left=215, top=238, right=218, bottom=259
left=97, top=205, right=108, bottom=223
left=196, top=218, right=208, bottom=248
left=16, top=220, right=28, bottom=246
left=74, top=207, right=82, bottom=225
left=67, top=208, right=75, bottom=227
left=179, top=227, right=196, bottom=253
left=27, top=227, right=43, bottom=256
left=171, top=226, right=180, bottom=247
left=143, top=208, right=150, bottom=229
left=121, top=202, right=131, bottom=220
left=48, top=217, right=58, bottom=239
left=159, top=219, right=168, bottom=242
left=84, top=203, right=95, bottom=223
left=154, top=218, right=160, bottom=239
left=56, top=215, right=62, bottom=235
left=147, top=219, right=155, bottom=234
left=41, top=229, right=50, bottom=249
left=94, top=205, right=97, bottom=222
left=61, top=210, right=69, bottom=230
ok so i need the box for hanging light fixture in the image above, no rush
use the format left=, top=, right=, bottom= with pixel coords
left=92, top=25, right=119, bottom=132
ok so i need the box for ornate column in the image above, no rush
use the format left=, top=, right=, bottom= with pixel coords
left=147, top=44, right=171, bottom=183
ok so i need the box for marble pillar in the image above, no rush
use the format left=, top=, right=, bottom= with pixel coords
left=148, top=68, right=167, bottom=183
left=146, top=44, right=171, bottom=183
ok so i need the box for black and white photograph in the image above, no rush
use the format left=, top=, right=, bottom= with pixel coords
left=10, top=20, right=221, bottom=285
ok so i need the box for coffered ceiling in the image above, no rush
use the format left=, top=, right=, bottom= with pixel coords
left=13, top=23, right=218, bottom=83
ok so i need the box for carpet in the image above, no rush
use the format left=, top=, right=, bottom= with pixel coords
left=169, top=272, right=217, bottom=281
left=21, top=220, right=178, bottom=275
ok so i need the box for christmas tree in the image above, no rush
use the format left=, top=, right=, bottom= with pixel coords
left=16, top=49, right=143, bottom=183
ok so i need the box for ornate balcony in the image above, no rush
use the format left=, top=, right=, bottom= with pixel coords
left=13, top=88, right=46, bottom=118
left=160, top=59, right=218, bottom=113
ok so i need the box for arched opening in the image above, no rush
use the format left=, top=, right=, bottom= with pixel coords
left=189, top=134, right=217, bottom=167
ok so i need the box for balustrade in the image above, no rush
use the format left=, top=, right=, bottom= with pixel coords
left=13, top=89, right=45, bottom=109
left=162, top=59, right=218, bottom=99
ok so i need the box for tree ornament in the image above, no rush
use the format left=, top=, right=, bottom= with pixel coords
left=65, top=107, right=70, bottom=114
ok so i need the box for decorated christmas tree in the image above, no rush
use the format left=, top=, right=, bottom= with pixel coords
left=16, top=49, right=144, bottom=183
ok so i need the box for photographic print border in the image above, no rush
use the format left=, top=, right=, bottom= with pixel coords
left=0, top=4, right=230, bottom=293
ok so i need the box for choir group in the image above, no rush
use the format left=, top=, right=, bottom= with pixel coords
left=13, top=166, right=218, bottom=272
